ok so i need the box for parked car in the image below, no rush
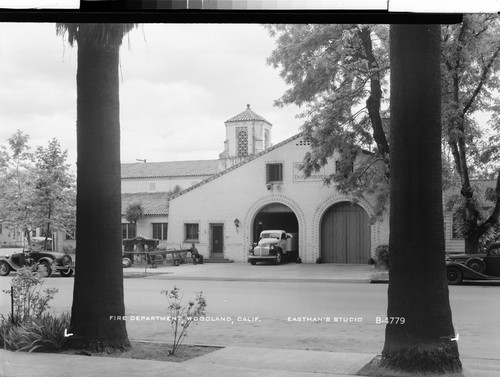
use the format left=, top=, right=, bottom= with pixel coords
left=446, top=241, right=500, bottom=284
left=0, top=248, right=75, bottom=278
left=248, top=230, right=298, bottom=265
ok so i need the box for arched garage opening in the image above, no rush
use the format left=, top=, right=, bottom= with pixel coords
left=253, top=202, right=299, bottom=243
left=321, top=202, right=371, bottom=263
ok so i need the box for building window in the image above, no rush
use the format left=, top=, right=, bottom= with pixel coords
left=65, top=231, right=75, bottom=240
left=236, top=127, right=248, bottom=157
left=185, top=223, right=199, bottom=242
left=296, top=138, right=311, bottom=146
left=152, top=223, right=168, bottom=240
left=266, top=163, right=283, bottom=183
left=265, top=129, right=270, bottom=149
left=451, top=212, right=464, bottom=239
left=0, top=223, right=2, bottom=235
left=122, top=223, right=137, bottom=239
left=335, top=159, right=354, bottom=177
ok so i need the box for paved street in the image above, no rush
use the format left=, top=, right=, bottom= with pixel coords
left=0, top=263, right=498, bottom=363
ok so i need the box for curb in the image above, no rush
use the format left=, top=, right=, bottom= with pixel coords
left=123, top=273, right=371, bottom=284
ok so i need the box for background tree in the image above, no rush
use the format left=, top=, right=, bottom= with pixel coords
left=0, top=131, right=36, bottom=245
left=381, top=24, right=462, bottom=374
left=267, top=17, right=500, bottom=251
left=33, top=138, right=76, bottom=250
left=167, top=184, right=183, bottom=197
left=56, top=23, right=136, bottom=350
left=441, top=15, right=500, bottom=253
left=125, top=202, right=144, bottom=225
left=0, top=132, right=76, bottom=248
left=266, top=24, right=391, bottom=218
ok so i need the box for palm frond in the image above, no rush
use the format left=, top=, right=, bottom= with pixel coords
left=56, top=23, right=137, bottom=48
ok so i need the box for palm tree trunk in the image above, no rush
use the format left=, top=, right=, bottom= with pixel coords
left=381, top=25, right=462, bottom=373
left=69, top=26, right=130, bottom=349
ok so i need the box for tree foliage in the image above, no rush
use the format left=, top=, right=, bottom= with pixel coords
left=125, top=202, right=144, bottom=224
left=0, top=131, right=75, bottom=245
left=267, top=17, right=500, bottom=250
left=167, top=184, right=183, bottom=197
left=267, top=24, right=390, bottom=217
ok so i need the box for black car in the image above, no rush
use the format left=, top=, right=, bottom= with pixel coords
left=446, top=242, right=500, bottom=284
left=0, top=249, right=74, bottom=278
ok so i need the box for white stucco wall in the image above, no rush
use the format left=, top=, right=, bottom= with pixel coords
left=122, top=176, right=210, bottom=194
left=167, top=135, right=389, bottom=263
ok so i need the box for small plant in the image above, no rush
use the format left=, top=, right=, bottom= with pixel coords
left=0, top=267, right=70, bottom=352
left=161, top=286, right=206, bottom=356
left=0, top=312, right=70, bottom=352
left=375, top=245, right=389, bottom=269
left=3, top=267, right=58, bottom=325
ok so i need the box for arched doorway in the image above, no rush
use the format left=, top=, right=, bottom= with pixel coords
left=320, top=202, right=371, bottom=263
left=253, top=202, right=299, bottom=243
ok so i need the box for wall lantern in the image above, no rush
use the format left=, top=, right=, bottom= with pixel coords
left=234, top=218, right=240, bottom=228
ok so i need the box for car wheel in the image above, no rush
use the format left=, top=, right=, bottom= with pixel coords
left=446, top=266, right=463, bottom=285
left=465, top=257, right=486, bottom=273
left=0, top=261, right=10, bottom=276
left=60, top=269, right=74, bottom=277
left=250, top=260, right=257, bottom=265
left=122, top=258, right=132, bottom=268
left=37, top=261, right=52, bottom=278
left=275, top=251, right=283, bottom=265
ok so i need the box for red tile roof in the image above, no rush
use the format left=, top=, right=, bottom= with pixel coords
left=121, top=160, right=219, bottom=179
left=121, top=192, right=170, bottom=216
left=225, top=104, right=271, bottom=124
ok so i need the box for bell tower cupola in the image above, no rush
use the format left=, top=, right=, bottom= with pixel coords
left=219, top=104, right=272, bottom=171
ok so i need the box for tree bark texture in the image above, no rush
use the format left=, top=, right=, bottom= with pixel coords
left=381, top=25, right=462, bottom=373
left=358, top=27, right=389, bottom=158
left=70, top=32, right=130, bottom=350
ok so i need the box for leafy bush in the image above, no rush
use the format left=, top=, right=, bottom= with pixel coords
left=375, top=245, right=389, bottom=268
left=161, top=286, right=207, bottom=356
left=0, top=312, right=70, bottom=352
left=0, top=266, right=69, bottom=353
left=3, top=267, right=58, bottom=325
left=62, top=245, right=75, bottom=254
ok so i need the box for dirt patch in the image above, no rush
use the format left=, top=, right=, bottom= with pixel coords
left=357, top=355, right=467, bottom=377
left=62, top=340, right=222, bottom=362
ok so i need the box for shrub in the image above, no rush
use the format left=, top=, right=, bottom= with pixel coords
left=375, top=245, right=390, bottom=268
left=161, top=286, right=207, bottom=356
left=0, top=312, right=70, bottom=352
left=3, top=267, right=58, bottom=325
left=0, top=266, right=69, bottom=353
left=62, top=245, right=75, bottom=254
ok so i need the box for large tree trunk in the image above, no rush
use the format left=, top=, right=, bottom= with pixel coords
left=69, top=27, right=130, bottom=350
left=380, top=25, right=462, bottom=373
left=461, top=170, right=500, bottom=253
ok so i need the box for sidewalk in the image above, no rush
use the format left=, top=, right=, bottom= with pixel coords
left=122, top=262, right=376, bottom=283
left=1, top=344, right=497, bottom=377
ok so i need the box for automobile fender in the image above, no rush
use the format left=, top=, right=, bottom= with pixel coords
left=446, top=261, right=491, bottom=280
left=37, top=257, right=55, bottom=267
left=0, top=257, right=18, bottom=270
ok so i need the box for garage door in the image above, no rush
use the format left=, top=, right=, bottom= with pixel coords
left=321, top=202, right=371, bottom=263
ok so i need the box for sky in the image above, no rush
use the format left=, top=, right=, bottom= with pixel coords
left=0, top=23, right=304, bottom=170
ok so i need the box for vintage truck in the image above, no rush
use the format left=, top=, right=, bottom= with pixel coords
left=248, top=230, right=298, bottom=265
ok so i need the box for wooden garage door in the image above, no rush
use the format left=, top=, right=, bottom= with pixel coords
left=321, top=202, right=371, bottom=263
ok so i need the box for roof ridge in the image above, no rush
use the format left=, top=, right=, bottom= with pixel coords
left=225, top=104, right=271, bottom=125
left=170, top=132, right=304, bottom=200
left=122, top=159, right=218, bottom=165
